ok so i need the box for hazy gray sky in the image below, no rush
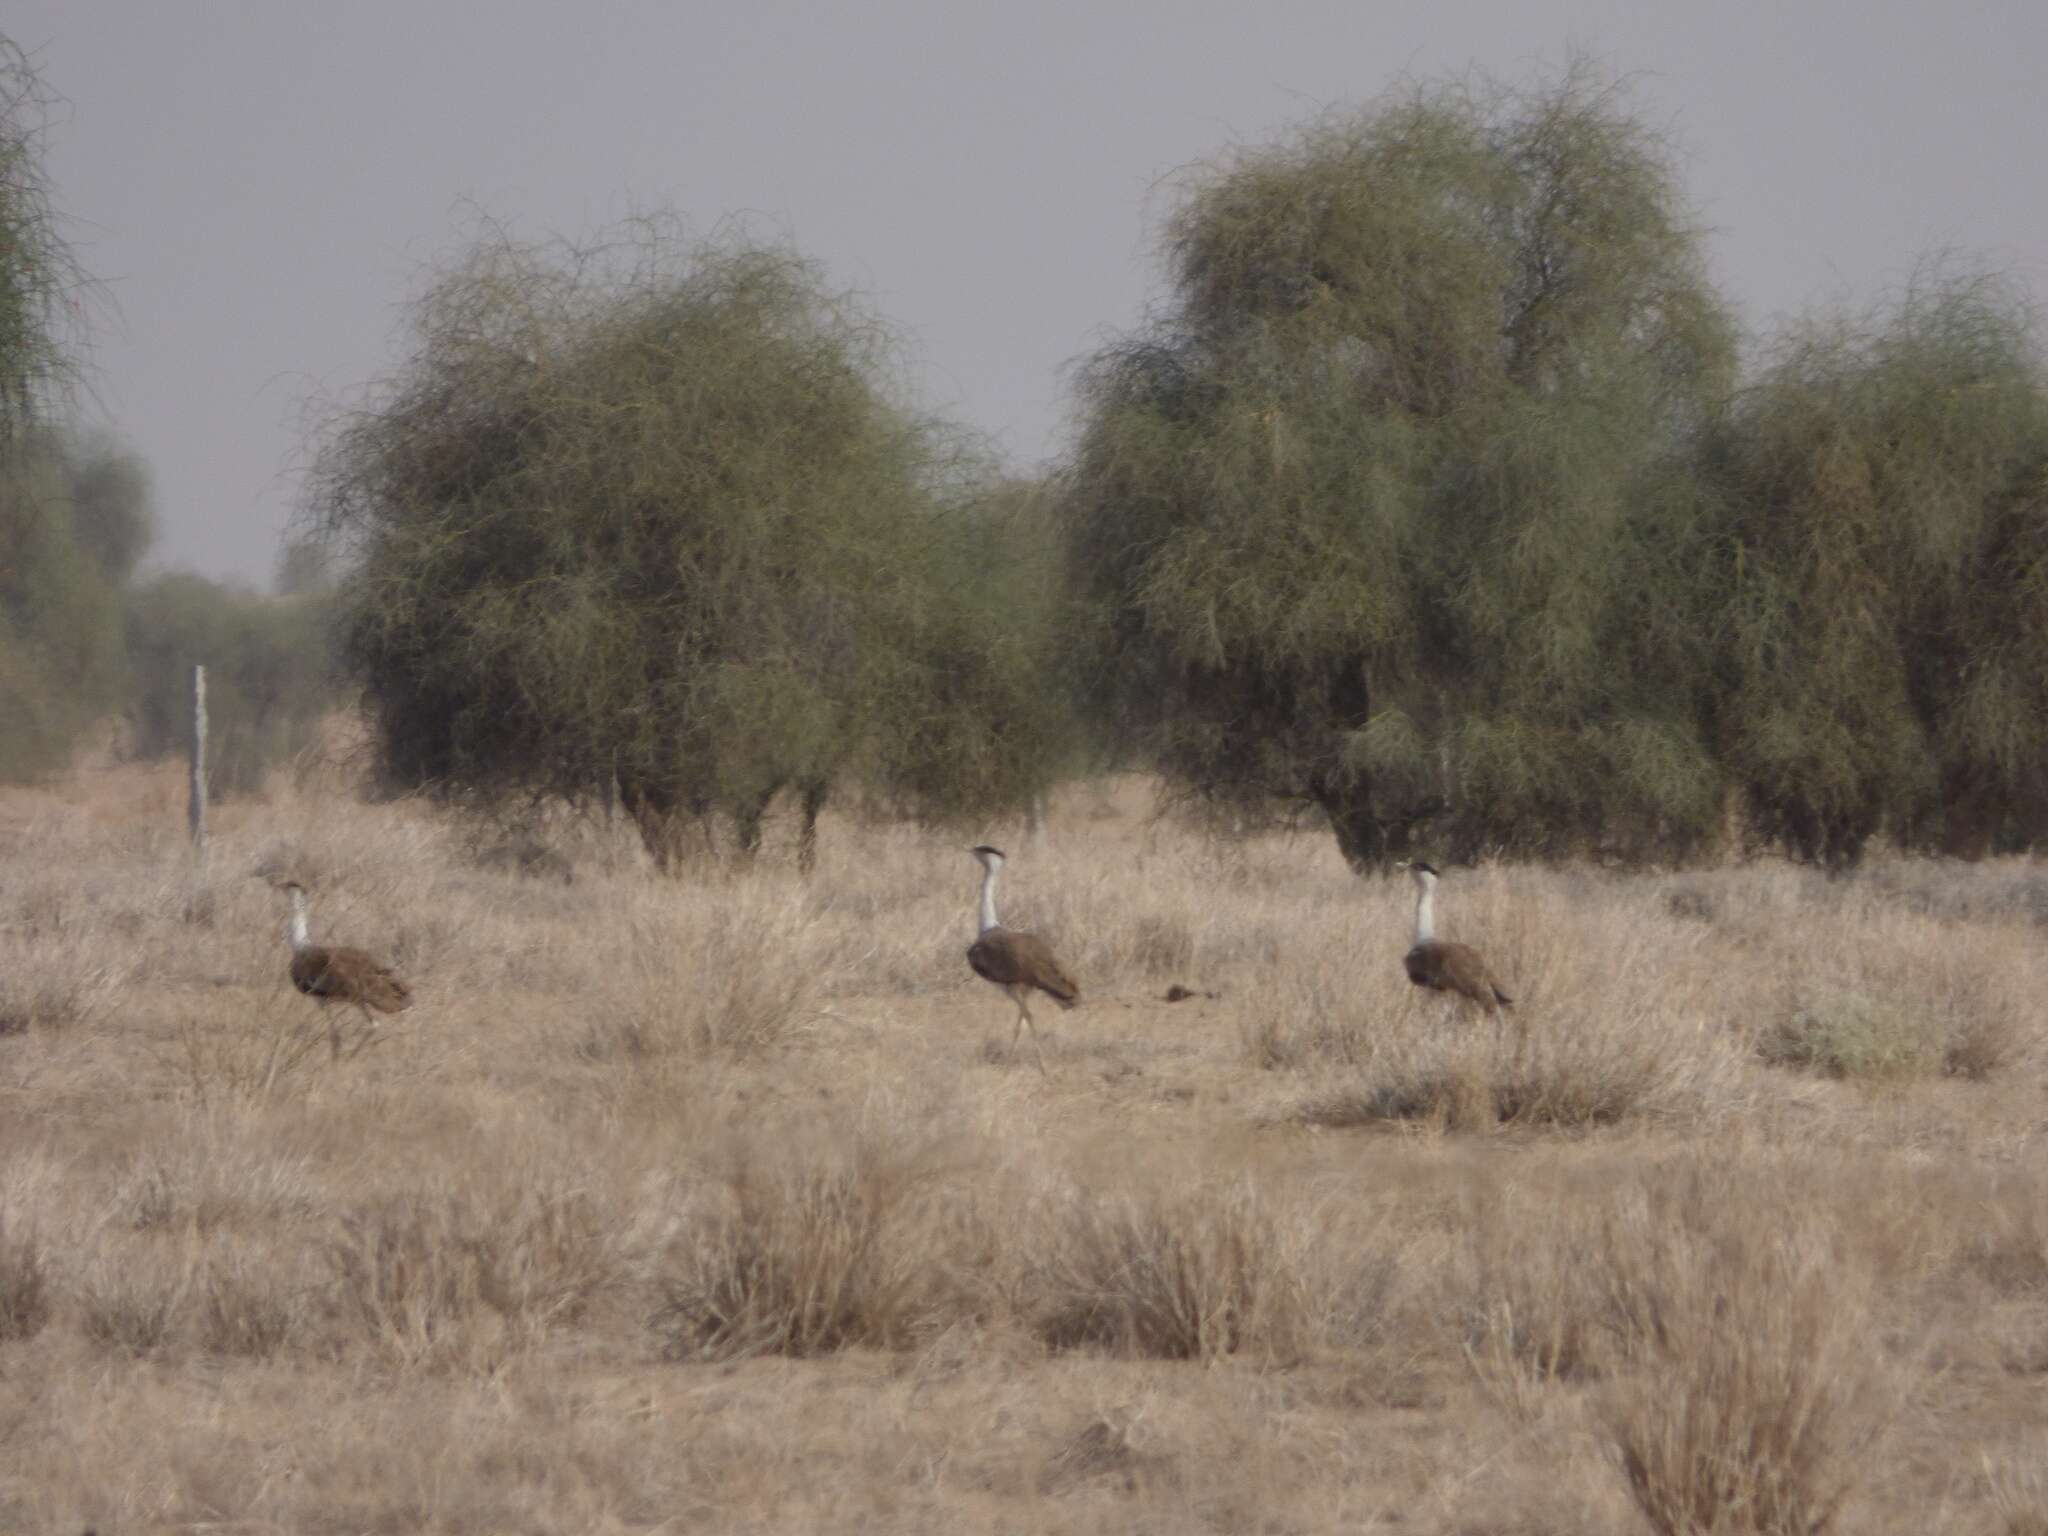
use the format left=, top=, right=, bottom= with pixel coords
left=15, top=0, right=2046, bottom=584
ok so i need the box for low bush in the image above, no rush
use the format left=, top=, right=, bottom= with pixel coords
left=650, top=1127, right=961, bottom=1360
left=1029, top=1177, right=1321, bottom=1363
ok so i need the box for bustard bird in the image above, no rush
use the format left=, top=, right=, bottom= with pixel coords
left=965, top=845, right=1078, bottom=1074
left=1398, top=860, right=1513, bottom=1022
left=267, top=879, right=412, bottom=1057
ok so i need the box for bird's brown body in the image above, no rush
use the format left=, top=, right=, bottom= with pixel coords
left=967, top=927, right=1080, bottom=1011
left=1402, top=939, right=1512, bottom=1009
left=967, top=846, right=1078, bottom=1073
left=289, top=945, right=413, bottom=1015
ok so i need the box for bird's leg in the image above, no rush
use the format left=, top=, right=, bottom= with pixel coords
left=326, top=1009, right=343, bottom=1061
left=346, top=1000, right=379, bottom=1059
left=1014, top=997, right=1048, bottom=1076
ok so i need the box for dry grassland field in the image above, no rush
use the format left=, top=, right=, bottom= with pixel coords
left=4, top=752, right=2048, bottom=1534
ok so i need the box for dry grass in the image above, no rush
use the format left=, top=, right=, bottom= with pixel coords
left=0, top=757, right=2044, bottom=1532
left=0, top=1217, right=49, bottom=1341
left=649, top=1122, right=964, bottom=1360
left=1029, top=1175, right=1346, bottom=1362
left=1990, top=1459, right=2048, bottom=1536
left=320, top=1178, right=619, bottom=1371
left=0, top=925, right=128, bottom=1035
left=1599, top=1162, right=1899, bottom=1536
left=587, top=884, right=822, bottom=1063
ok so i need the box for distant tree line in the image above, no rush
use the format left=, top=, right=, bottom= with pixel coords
left=0, top=430, right=144, bottom=777
left=308, top=67, right=2048, bottom=871
left=0, top=34, right=337, bottom=791
left=0, top=423, right=338, bottom=791
left=1062, top=65, right=2048, bottom=870
left=9, top=26, right=2046, bottom=869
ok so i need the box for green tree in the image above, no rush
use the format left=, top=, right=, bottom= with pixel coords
left=0, top=435, right=134, bottom=778
left=0, top=36, right=96, bottom=439
left=867, top=476, right=1083, bottom=825
left=63, top=431, right=153, bottom=583
left=1063, top=66, right=1736, bottom=868
left=122, top=573, right=335, bottom=797
left=308, top=220, right=1067, bottom=867
left=1706, top=272, right=2048, bottom=865
left=273, top=532, right=334, bottom=597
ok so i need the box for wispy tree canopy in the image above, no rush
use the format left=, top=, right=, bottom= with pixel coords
left=309, top=220, right=1071, bottom=865
left=0, top=432, right=145, bottom=778
left=1064, top=65, right=1737, bottom=867
left=0, top=36, right=97, bottom=440
left=1706, top=271, right=2048, bottom=865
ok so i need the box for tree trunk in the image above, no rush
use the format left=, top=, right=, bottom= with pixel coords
left=620, top=779, right=711, bottom=875
left=797, top=781, right=828, bottom=874
left=623, top=786, right=680, bottom=875
left=1311, top=776, right=1384, bottom=874
left=1306, top=656, right=1384, bottom=872
left=1776, top=797, right=1872, bottom=874
left=1936, top=771, right=1998, bottom=860
left=733, top=784, right=780, bottom=862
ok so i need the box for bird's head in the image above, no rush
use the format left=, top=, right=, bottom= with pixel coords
left=970, top=844, right=1007, bottom=874
left=1396, top=858, right=1440, bottom=888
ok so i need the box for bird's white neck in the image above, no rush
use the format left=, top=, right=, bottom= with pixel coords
left=977, top=864, right=1001, bottom=936
left=1411, top=881, right=1436, bottom=946
left=287, top=893, right=312, bottom=953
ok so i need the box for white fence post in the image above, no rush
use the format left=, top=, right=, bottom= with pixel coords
left=188, top=663, right=208, bottom=858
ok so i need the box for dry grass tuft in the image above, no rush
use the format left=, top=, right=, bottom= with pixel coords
left=589, top=885, right=819, bottom=1062
left=1760, top=959, right=2029, bottom=1084
left=1128, top=911, right=1198, bottom=977
left=169, top=1004, right=338, bottom=1105
left=77, top=1245, right=194, bottom=1357
left=0, top=930, right=126, bottom=1035
left=1957, top=1182, right=2048, bottom=1297
left=1299, top=1006, right=1731, bottom=1131
left=116, top=1130, right=321, bottom=1238
left=1855, top=858, right=2048, bottom=927
left=320, top=1180, right=616, bottom=1370
left=1599, top=1164, right=1897, bottom=1536
left=1757, top=984, right=1942, bottom=1081
left=1461, top=1188, right=1621, bottom=1398
left=1989, top=1458, right=2048, bottom=1536
left=1029, top=1177, right=1335, bottom=1362
left=1239, top=972, right=1382, bottom=1071
left=198, top=1244, right=306, bottom=1358
left=649, top=1124, right=964, bottom=1360
left=0, top=1218, right=50, bottom=1341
